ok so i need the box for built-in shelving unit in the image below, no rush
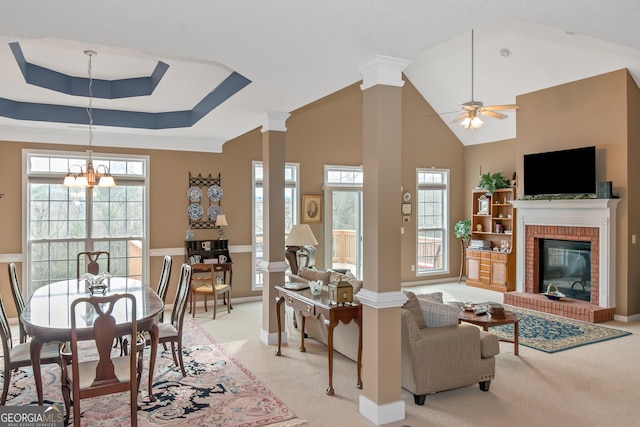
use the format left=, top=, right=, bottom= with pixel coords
left=467, top=188, right=516, bottom=292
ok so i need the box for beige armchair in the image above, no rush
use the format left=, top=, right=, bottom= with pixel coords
left=400, top=306, right=499, bottom=405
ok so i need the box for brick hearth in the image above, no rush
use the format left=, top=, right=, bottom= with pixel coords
left=504, top=292, right=615, bottom=323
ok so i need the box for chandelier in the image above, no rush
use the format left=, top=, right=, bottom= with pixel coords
left=63, top=50, right=115, bottom=189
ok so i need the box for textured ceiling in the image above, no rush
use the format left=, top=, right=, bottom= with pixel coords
left=0, top=1, right=639, bottom=152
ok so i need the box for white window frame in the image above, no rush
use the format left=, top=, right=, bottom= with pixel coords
left=23, top=149, right=150, bottom=295
left=416, top=168, right=449, bottom=276
left=252, top=161, right=299, bottom=290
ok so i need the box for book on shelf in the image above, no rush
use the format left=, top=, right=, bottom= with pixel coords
left=469, top=240, right=492, bottom=250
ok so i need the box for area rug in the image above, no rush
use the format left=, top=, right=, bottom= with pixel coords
left=489, top=306, right=631, bottom=353
left=2, top=319, right=302, bottom=427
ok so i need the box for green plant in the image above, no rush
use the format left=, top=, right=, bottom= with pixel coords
left=478, top=172, right=510, bottom=194
left=454, top=219, right=471, bottom=241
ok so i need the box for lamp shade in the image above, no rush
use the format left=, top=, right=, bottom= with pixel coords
left=285, top=224, right=318, bottom=247
left=216, top=214, right=228, bottom=226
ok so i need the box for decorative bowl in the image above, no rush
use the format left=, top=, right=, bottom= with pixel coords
left=543, top=293, right=564, bottom=301
left=543, top=282, right=565, bottom=300
left=473, top=303, right=491, bottom=316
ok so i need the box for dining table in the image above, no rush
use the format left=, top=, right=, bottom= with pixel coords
left=20, top=277, right=164, bottom=405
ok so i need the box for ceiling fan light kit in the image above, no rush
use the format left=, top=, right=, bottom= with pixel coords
left=452, top=29, right=519, bottom=130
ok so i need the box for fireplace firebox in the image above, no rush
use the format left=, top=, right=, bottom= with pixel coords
left=539, top=239, right=591, bottom=302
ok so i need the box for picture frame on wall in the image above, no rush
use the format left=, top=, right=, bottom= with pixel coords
left=302, top=195, right=322, bottom=223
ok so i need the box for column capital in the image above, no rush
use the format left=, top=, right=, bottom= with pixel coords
left=357, top=55, right=411, bottom=90
left=261, top=112, right=291, bottom=133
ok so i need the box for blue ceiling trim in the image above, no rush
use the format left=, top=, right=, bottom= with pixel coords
left=9, top=42, right=169, bottom=99
left=0, top=71, right=252, bottom=129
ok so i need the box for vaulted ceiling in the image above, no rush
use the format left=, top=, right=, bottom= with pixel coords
left=1, top=1, right=639, bottom=152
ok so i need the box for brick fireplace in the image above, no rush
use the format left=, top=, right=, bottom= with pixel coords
left=507, top=199, right=620, bottom=322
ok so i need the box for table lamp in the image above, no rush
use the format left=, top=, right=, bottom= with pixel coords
left=216, top=214, right=228, bottom=239
left=285, top=224, right=318, bottom=275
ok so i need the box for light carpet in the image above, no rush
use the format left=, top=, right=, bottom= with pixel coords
left=490, top=306, right=631, bottom=353
left=2, top=319, right=300, bottom=427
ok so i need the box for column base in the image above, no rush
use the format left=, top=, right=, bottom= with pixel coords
left=260, top=328, right=285, bottom=346
left=359, top=394, right=405, bottom=425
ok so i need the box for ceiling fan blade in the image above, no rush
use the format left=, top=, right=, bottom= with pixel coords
left=480, top=110, right=508, bottom=119
left=450, top=112, right=469, bottom=123
left=481, top=104, right=520, bottom=111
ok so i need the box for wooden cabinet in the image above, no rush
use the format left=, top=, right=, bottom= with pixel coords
left=185, top=239, right=233, bottom=293
left=466, top=188, right=516, bottom=292
left=185, top=239, right=232, bottom=264
left=466, top=249, right=515, bottom=292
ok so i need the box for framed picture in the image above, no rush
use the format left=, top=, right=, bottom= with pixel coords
left=302, top=195, right=322, bottom=223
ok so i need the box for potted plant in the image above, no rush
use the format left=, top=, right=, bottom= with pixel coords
left=454, top=219, right=471, bottom=242
left=454, top=219, right=471, bottom=283
left=478, top=172, right=510, bottom=194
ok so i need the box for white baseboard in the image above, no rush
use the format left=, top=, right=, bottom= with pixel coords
left=359, top=395, right=405, bottom=425
left=260, top=329, right=284, bottom=346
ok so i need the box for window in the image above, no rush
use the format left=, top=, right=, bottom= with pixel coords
left=416, top=169, right=449, bottom=275
left=252, top=162, right=298, bottom=289
left=26, top=151, right=148, bottom=295
left=324, top=165, right=363, bottom=278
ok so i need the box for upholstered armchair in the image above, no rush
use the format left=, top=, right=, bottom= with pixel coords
left=401, top=291, right=500, bottom=405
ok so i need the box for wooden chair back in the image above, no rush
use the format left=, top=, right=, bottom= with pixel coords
left=7, top=263, right=27, bottom=343
left=77, top=251, right=111, bottom=279
left=170, top=263, right=192, bottom=332
left=66, top=293, right=138, bottom=426
left=0, top=294, right=14, bottom=361
left=156, top=256, right=172, bottom=322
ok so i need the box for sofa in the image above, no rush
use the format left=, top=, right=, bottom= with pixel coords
left=285, top=267, right=362, bottom=361
left=401, top=291, right=500, bottom=405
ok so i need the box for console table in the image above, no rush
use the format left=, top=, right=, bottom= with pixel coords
left=274, top=286, right=362, bottom=396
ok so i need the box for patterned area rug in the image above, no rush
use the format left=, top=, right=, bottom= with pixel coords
left=490, top=306, right=631, bottom=353
left=2, top=320, right=302, bottom=427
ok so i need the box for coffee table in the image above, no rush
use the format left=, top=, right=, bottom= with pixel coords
left=458, top=307, right=520, bottom=356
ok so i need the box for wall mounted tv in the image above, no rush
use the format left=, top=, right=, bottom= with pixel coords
left=523, top=146, right=596, bottom=196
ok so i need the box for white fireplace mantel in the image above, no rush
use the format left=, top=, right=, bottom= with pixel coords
left=511, top=199, right=620, bottom=308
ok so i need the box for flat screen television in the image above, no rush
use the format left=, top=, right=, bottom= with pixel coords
left=523, top=146, right=596, bottom=196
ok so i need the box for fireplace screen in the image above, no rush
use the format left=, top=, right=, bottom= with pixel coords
left=539, top=239, right=591, bottom=302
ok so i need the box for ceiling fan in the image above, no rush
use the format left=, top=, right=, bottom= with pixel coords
left=451, top=29, right=519, bottom=130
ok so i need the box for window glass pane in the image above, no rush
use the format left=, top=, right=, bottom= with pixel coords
left=108, top=160, right=129, bottom=175
left=127, top=161, right=144, bottom=176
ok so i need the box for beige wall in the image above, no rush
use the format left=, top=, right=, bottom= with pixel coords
left=463, top=139, right=516, bottom=211
left=626, top=71, right=640, bottom=316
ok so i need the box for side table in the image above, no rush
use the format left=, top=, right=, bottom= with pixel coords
left=274, top=285, right=362, bottom=396
left=458, top=309, right=520, bottom=356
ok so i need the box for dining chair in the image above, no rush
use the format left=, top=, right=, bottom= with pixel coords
left=61, top=293, right=142, bottom=426
left=151, top=263, right=192, bottom=377
left=0, top=293, right=63, bottom=405
left=7, top=263, right=27, bottom=344
left=156, top=255, right=172, bottom=323
left=76, top=251, right=111, bottom=279
left=190, top=263, right=231, bottom=320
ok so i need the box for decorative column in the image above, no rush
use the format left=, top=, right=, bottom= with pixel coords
left=259, top=112, right=290, bottom=345
left=356, top=55, right=410, bottom=425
